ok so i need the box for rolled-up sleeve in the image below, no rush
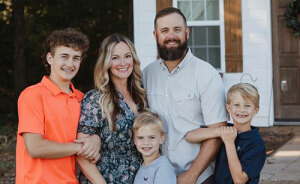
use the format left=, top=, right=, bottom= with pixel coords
left=199, top=73, right=229, bottom=125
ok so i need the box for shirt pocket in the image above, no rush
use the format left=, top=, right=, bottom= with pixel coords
left=172, top=91, right=200, bottom=123
left=173, top=91, right=194, bottom=101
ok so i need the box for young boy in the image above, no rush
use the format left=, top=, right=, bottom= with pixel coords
left=186, top=83, right=266, bottom=184
left=16, top=28, right=96, bottom=184
left=133, top=110, right=177, bottom=184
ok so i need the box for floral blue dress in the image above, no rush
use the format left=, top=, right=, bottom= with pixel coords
left=78, top=89, right=142, bottom=184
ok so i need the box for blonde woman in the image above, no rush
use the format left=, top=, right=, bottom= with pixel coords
left=77, top=34, right=147, bottom=184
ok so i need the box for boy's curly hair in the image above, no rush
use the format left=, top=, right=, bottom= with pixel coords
left=41, top=28, right=90, bottom=74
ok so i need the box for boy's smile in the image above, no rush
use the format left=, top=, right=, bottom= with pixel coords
left=47, top=46, right=82, bottom=91
left=134, top=125, right=164, bottom=164
left=226, top=92, right=258, bottom=126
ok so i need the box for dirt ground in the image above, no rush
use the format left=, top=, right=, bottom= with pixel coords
left=0, top=126, right=16, bottom=184
left=0, top=125, right=295, bottom=184
left=260, top=126, right=295, bottom=156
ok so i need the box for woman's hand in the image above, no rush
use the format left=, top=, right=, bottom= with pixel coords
left=75, top=133, right=101, bottom=163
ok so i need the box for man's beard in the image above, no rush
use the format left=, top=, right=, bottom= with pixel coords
left=157, top=37, right=188, bottom=61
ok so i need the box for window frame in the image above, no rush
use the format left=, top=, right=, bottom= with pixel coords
left=173, top=0, right=225, bottom=72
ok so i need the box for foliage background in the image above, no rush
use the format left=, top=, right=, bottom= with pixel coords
left=0, top=0, right=133, bottom=125
left=0, top=1, right=133, bottom=181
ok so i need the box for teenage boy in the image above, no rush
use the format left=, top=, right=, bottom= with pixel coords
left=16, top=28, right=98, bottom=184
left=186, top=83, right=266, bottom=184
left=133, top=110, right=176, bottom=184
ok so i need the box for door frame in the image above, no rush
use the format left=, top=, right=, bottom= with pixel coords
left=272, top=0, right=300, bottom=123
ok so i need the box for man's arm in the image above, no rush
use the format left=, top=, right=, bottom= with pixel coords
left=23, top=133, right=82, bottom=158
left=220, top=126, right=249, bottom=184
left=177, top=121, right=226, bottom=184
left=185, top=127, right=221, bottom=143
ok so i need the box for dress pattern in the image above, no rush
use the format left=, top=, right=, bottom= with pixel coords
left=78, top=89, right=141, bottom=184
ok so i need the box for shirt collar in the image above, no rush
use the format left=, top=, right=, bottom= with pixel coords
left=115, top=89, right=140, bottom=111
left=140, top=156, right=165, bottom=168
left=238, top=126, right=259, bottom=140
left=41, top=76, right=80, bottom=99
left=159, top=48, right=193, bottom=73
left=227, top=123, right=259, bottom=140
left=117, top=90, right=124, bottom=99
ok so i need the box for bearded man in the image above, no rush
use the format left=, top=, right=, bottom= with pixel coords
left=142, top=7, right=229, bottom=184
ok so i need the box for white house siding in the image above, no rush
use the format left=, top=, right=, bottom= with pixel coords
left=223, top=0, right=273, bottom=127
left=133, top=0, right=157, bottom=69
left=133, top=0, right=274, bottom=127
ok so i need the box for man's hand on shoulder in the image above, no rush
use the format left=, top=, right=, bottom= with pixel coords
left=220, top=126, right=237, bottom=144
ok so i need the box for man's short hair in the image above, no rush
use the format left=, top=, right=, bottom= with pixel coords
left=154, top=7, right=187, bottom=29
left=227, top=83, right=260, bottom=108
left=133, top=109, right=165, bottom=136
left=41, top=28, right=90, bottom=73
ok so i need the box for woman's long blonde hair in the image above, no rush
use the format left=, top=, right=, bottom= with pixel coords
left=94, top=34, right=147, bottom=131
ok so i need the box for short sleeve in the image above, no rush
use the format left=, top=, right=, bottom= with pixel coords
left=154, top=159, right=177, bottom=184
left=199, top=73, right=229, bottom=125
left=77, top=90, right=102, bottom=135
left=241, top=142, right=266, bottom=180
left=18, top=88, right=45, bottom=135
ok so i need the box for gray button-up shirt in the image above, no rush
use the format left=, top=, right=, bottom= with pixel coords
left=142, top=49, right=229, bottom=183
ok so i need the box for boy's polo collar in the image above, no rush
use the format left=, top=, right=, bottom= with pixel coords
left=69, top=82, right=82, bottom=99
left=227, top=123, right=259, bottom=140
left=238, top=126, right=259, bottom=140
left=159, top=48, right=193, bottom=74
left=41, top=76, right=80, bottom=99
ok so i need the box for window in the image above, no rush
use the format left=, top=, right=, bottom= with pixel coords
left=174, top=0, right=225, bottom=71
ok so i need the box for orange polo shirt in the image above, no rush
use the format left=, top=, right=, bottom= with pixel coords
left=16, top=76, right=84, bottom=184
